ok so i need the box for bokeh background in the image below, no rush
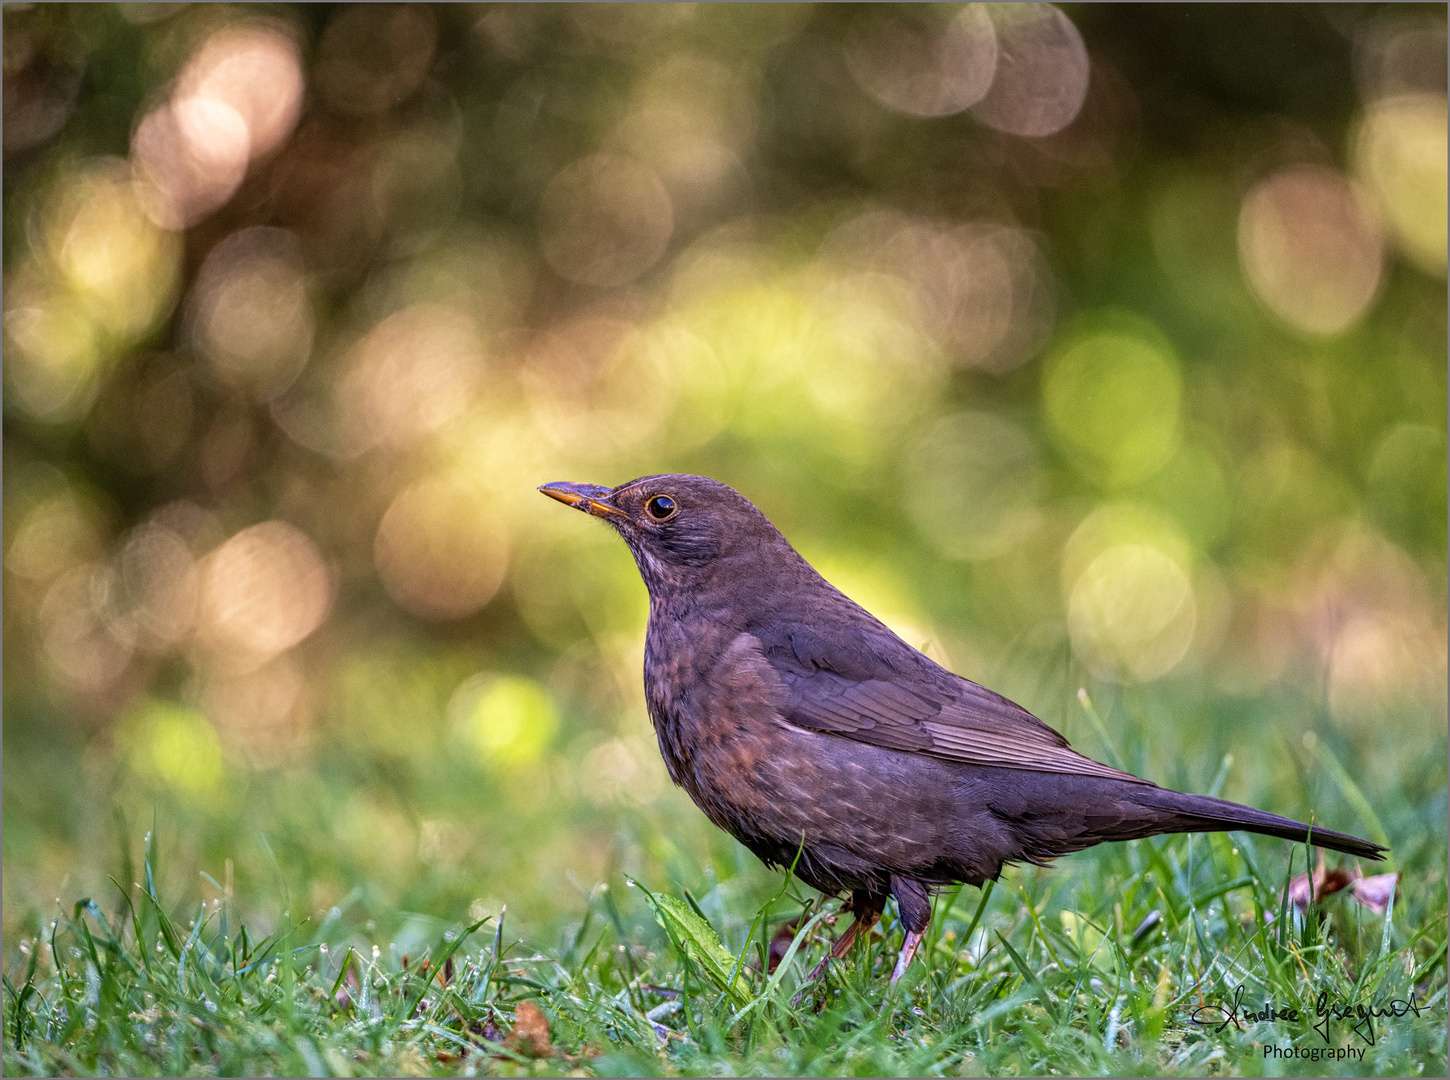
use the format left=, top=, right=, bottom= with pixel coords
left=4, top=3, right=1446, bottom=956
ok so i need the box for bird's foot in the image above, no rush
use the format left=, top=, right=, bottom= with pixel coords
left=793, top=919, right=858, bottom=1002
left=804, top=944, right=840, bottom=983
left=889, top=929, right=925, bottom=986
left=792, top=955, right=840, bottom=1009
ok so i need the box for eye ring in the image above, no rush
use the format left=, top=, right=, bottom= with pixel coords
left=644, top=494, right=677, bottom=521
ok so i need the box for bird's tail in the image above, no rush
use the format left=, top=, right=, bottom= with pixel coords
left=1131, top=787, right=1386, bottom=861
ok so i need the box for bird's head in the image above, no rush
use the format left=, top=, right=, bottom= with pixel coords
left=538, top=474, right=793, bottom=599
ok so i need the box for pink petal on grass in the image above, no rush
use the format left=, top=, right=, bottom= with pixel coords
left=1285, top=851, right=1360, bottom=913
left=1350, top=872, right=1398, bottom=914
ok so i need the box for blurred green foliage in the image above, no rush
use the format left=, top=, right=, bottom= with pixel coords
left=3, top=0, right=1445, bottom=1006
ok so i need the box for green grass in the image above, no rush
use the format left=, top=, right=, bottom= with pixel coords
left=5, top=663, right=1446, bottom=1077
left=4, top=814, right=1444, bottom=1077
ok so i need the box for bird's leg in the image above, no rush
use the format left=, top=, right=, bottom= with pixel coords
left=888, top=876, right=931, bottom=986
left=803, top=923, right=860, bottom=985
left=804, top=889, right=885, bottom=983
left=890, top=930, right=925, bottom=985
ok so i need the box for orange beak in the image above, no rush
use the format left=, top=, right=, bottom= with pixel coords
left=538, top=481, right=630, bottom=522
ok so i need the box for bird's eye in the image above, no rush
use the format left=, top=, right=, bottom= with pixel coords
left=645, top=495, right=677, bottom=521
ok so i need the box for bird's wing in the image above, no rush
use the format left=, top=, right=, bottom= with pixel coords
left=764, top=627, right=1151, bottom=785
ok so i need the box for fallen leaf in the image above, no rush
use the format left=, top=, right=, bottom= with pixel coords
left=1283, top=852, right=1398, bottom=915
left=1285, top=850, right=1359, bottom=913
left=506, top=1000, right=553, bottom=1058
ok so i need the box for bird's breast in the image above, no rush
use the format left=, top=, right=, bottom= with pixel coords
left=640, top=621, right=974, bottom=894
left=642, top=621, right=787, bottom=808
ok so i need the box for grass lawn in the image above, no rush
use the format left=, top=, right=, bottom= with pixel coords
left=4, top=724, right=1445, bottom=1077
left=5, top=3, right=1447, bottom=1073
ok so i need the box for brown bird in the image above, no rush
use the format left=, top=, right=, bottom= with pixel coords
left=540, top=474, right=1385, bottom=984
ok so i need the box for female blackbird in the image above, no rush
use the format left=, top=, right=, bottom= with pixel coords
left=540, top=474, right=1385, bottom=983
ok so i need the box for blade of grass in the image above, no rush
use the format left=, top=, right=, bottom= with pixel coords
left=1311, top=737, right=1394, bottom=867
left=724, top=907, right=833, bottom=1028
left=398, top=917, right=489, bottom=1029
left=328, top=946, right=354, bottom=1008
left=5, top=934, right=42, bottom=1051
left=1077, top=688, right=1126, bottom=772
left=72, top=903, right=104, bottom=976
left=1274, top=849, right=1294, bottom=950
left=995, top=931, right=1058, bottom=1023
left=1300, top=820, right=1318, bottom=952
left=960, top=880, right=996, bottom=965
left=601, top=886, right=648, bottom=1018
left=724, top=839, right=806, bottom=1013
left=1410, top=936, right=1447, bottom=987
left=109, top=876, right=153, bottom=978
left=632, top=881, right=751, bottom=1007
left=175, top=903, right=206, bottom=993
left=1206, top=754, right=1233, bottom=799
left=1376, top=878, right=1398, bottom=964
left=926, top=885, right=964, bottom=972
left=1190, top=876, right=1256, bottom=910
left=1018, top=887, right=1064, bottom=972
left=141, top=833, right=179, bottom=960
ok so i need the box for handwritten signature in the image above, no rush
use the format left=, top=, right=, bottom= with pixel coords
left=1185, top=984, right=1421, bottom=1045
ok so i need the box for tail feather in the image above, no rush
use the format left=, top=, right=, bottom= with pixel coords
left=1134, top=788, right=1386, bottom=861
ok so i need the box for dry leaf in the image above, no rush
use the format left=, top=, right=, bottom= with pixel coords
left=1283, top=851, right=1398, bottom=915
left=506, top=1000, right=553, bottom=1058
left=1286, top=851, right=1359, bottom=913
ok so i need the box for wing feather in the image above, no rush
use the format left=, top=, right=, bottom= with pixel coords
left=776, top=661, right=1149, bottom=785
left=753, top=611, right=1150, bottom=783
